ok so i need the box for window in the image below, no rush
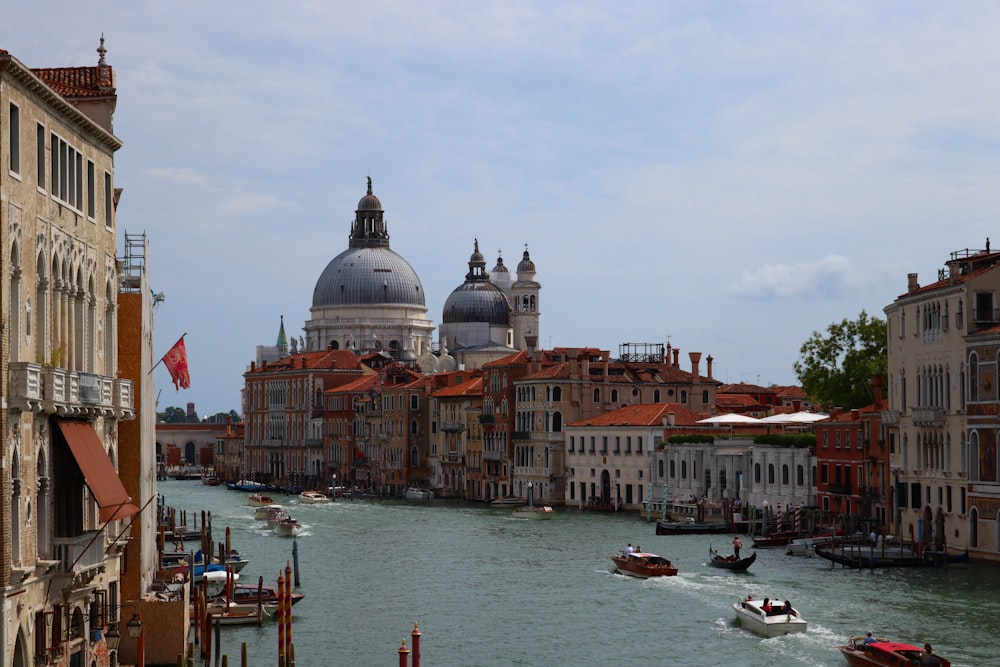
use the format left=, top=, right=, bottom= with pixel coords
left=610, top=389, right=618, bottom=402
left=614, top=436, right=620, bottom=454
left=654, top=390, right=660, bottom=402
left=410, top=394, right=419, bottom=410
left=589, top=437, right=595, bottom=453
left=8, top=103, right=19, bottom=174
left=601, top=436, right=608, bottom=454
left=36, top=123, right=45, bottom=188
left=86, top=160, right=95, bottom=216
left=569, top=436, right=575, bottom=453
left=593, top=388, right=600, bottom=402
left=637, top=436, right=643, bottom=454
left=104, top=171, right=113, bottom=226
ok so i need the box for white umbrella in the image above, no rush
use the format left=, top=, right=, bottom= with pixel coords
left=758, top=413, right=796, bottom=424
left=697, top=413, right=762, bottom=424
left=786, top=411, right=829, bottom=423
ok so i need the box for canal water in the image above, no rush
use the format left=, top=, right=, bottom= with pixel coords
left=159, top=480, right=997, bottom=666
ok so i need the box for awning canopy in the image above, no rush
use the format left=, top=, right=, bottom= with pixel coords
left=696, top=413, right=761, bottom=424
left=56, top=420, right=139, bottom=523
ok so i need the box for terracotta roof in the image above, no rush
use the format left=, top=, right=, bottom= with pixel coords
left=248, top=349, right=363, bottom=374
left=325, top=375, right=380, bottom=395
left=775, top=385, right=808, bottom=398
left=33, top=66, right=114, bottom=98
left=434, top=377, right=483, bottom=398
left=568, top=403, right=703, bottom=428
left=718, top=382, right=772, bottom=394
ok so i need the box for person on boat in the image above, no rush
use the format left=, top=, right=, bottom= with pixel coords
left=624, top=543, right=634, bottom=557
left=742, top=594, right=753, bottom=608
left=733, top=535, right=743, bottom=559
left=920, top=643, right=941, bottom=666
left=762, top=598, right=772, bottom=613
left=863, top=631, right=877, bottom=645
left=783, top=600, right=795, bottom=617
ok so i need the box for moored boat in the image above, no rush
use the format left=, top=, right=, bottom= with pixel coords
left=404, top=487, right=434, bottom=501
left=611, top=550, right=678, bottom=578
left=299, top=490, right=331, bottom=504
left=708, top=547, right=756, bottom=572
left=655, top=518, right=730, bottom=535
left=512, top=505, right=554, bottom=520
left=815, top=543, right=969, bottom=569
left=839, top=635, right=950, bottom=667
left=491, top=496, right=525, bottom=508
left=732, top=596, right=807, bottom=637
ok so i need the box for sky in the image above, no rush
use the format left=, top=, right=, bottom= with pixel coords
left=5, top=1, right=1000, bottom=417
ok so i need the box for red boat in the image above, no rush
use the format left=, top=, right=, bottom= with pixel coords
left=610, top=550, right=678, bottom=578
left=839, top=635, right=949, bottom=667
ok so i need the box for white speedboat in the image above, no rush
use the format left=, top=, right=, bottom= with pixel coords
left=404, top=487, right=434, bottom=501
left=299, top=490, right=331, bottom=504
left=247, top=493, right=275, bottom=507
left=253, top=504, right=285, bottom=521
left=512, top=505, right=554, bottom=520
left=733, top=597, right=807, bottom=637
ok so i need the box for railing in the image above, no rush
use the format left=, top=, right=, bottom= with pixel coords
left=444, top=453, right=461, bottom=463
left=483, top=450, right=502, bottom=461
left=441, top=422, right=465, bottom=432
left=8, top=363, right=133, bottom=417
left=827, top=483, right=852, bottom=495
left=912, top=407, right=945, bottom=426
left=880, top=410, right=899, bottom=426
left=53, top=531, right=105, bottom=574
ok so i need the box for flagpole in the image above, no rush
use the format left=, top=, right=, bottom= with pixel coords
left=149, top=332, right=187, bottom=374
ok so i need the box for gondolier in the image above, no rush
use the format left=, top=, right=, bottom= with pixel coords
left=733, top=535, right=743, bottom=558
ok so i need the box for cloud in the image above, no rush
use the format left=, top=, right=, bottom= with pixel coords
left=141, top=166, right=204, bottom=185
left=220, top=193, right=282, bottom=214
left=725, top=254, right=861, bottom=301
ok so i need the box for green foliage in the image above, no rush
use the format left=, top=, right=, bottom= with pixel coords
left=753, top=433, right=816, bottom=448
left=157, top=406, right=188, bottom=423
left=202, top=410, right=241, bottom=424
left=793, top=310, right=887, bottom=410
left=666, top=434, right=716, bottom=445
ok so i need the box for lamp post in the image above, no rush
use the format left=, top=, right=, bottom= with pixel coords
left=527, top=481, right=533, bottom=507
left=332, top=473, right=337, bottom=502
left=106, top=609, right=144, bottom=667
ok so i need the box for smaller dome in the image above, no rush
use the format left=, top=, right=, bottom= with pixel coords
left=491, top=254, right=508, bottom=273
left=443, top=282, right=510, bottom=325
left=517, top=248, right=535, bottom=273
left=357, top=176, right=383, bottom=211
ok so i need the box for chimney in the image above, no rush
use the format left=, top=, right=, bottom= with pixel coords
left=672, top=348, right=680, bottom=367
left=689, top=352, right=702, bottom=379
left=706, top=355, right=713, bottom=380
left=524, top=334, right=538, bottom=362
left=872, top=374, right=884, bottom=410
left=666, top=412, right=676, bottom=427
left=907, top=273, right=919, bottom=293
left=851, top=409, right=860, bottom=421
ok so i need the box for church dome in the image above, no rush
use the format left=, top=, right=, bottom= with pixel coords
left=312, top=247, right=425, bottom=307
left=311, top=178, right=426, bottom=308
left=442, top=281, right=510, bottom=325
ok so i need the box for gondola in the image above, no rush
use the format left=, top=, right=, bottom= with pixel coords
left=708, top=546, right=757, bottom=572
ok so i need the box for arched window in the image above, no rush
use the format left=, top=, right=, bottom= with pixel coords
left=768, top=464, right=775, bottom=484
left=669, top=460, right=675, bottom=478
left=681, top=461, right=687, bottom=479
left=658, top=460, right=664, bottom=477
left=409, top=445, right=419, bottom=467
left=782, top=464, right=789, bottom=484
left=593, top=388, right=600, bottom=402
left=680, top=390, right=687, bottom=403
left=797, top=465, right=804, bottom=485
left=754, top=463, right=761, bottom=483
left=552, top=412, right=563, bottom=432
left=610, top=389, right=618, bottom=402
left=552, top=386, right=562, bottom=401
left=654, top=390, right=660, bottom=402
left=410, top=419, right=418, bottom=435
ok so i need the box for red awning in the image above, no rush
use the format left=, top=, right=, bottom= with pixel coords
left=56, top=420, right=139, bottom=523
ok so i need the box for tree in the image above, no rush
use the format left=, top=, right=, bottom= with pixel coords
left=793, top=310, right=887, bottom=410
left=158, top=406, right=188, bottom=423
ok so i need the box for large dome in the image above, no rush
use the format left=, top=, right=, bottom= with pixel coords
left=312, top=247, right=425, bottom=307
left=442, top=281, right=510, bottom=325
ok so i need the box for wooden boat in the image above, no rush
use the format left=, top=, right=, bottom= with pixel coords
left=815, top=543, right=969, bottom=569
left=404, top=487, right=434, bottom=501
left=247, top=493, right=275, bottom=507
left=205, top=601, right=273, bottom=626
left=253, top=504, right=286, bottom=521
left=752, top=530, right=806, bottom=548
left=732, top=597, right=807, bottom=637
left=611, top=550, right=678, bottom=578
left=839, top=635, right=950, bottom=666
left=223, top=583, right=306, bottom=607
left=655, top=518, right=730, bottom=535
left=298, top=490, right=331, bottom=504
left=512, top=505, right=554, bottom=520
left=708, top=547, right=756, bottom=572
left=274, top=517, right=303, bottom=537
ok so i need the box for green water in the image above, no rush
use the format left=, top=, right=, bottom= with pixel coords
left=160, top=480, right=997, bottom=666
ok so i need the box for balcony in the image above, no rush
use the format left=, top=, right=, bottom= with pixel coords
left=441, top=422, right=466, bottom=432
left=912, top=407, right=945, bottom=427
left=483, top=450, right=502, bottom=461
left=827, top=483, right=852, bottom=495
left=53, top=531, right=106, bottom=585
left=444, top=452, right=461, bottom=464
left=513, top=431, right=530, bottom=441
left=8, top=362, right=134, bottom=418
left=880, top=410, right=899, bottom=426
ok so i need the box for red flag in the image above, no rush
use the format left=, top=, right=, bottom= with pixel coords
left=162, top=336, right=190, bottom=389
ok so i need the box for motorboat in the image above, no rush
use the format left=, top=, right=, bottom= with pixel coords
left=839, top=635, right=950, bottom=667
left=299, top=490, right=331, bottom=504
left=274, top=517, right=303, bottom=537
left=708, top=547, right=756, bottom=572
left=247, top=493, right=275, bottom=507
left=610, top=550, right=678, bottom=578
left=512, top=505, right=555, bottom=520
left=404, top=487, right=434, bottom=501
left=200, top=569, right=239, bottom=598
left=253, top=504, right=286, bottom=521
left=752, top=530, right=807, bottom=548
left=222, top=583, right=306, bottom=608
left=732, top=597, right=807, bottom=637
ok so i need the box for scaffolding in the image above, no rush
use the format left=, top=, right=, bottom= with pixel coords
left=618, top=342, right=666, bottom=364
left=119, top=232, right=147, bottom=293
